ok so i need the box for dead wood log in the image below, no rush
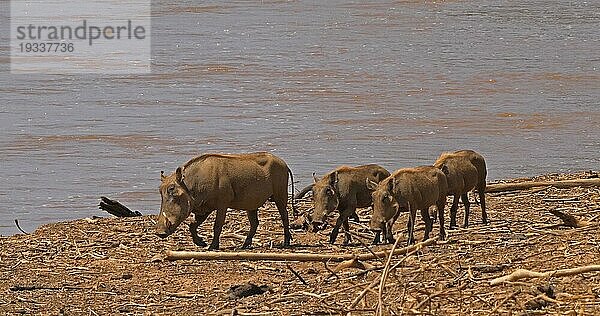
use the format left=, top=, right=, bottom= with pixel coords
left=490, top=265, right=600, bottom=286
left=485, top=178, right=600, bottom=193
left=165, top=237, right=438, bottom=262
left=294, top=183, right=314, bottom=200
left=548, top=209, right=591, bottom=228
left=98, top=196, right=142, bottom=217
left=333, top=257, right=374, bottom=273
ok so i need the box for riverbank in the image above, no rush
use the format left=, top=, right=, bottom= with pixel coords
left=1, top=172, right=599, bottom=315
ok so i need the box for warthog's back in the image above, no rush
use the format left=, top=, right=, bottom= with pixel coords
left=391, top=166, right=448, bottom=209
left=182, top=152, right=290, bottom=210
left=434, top=150, right=487, bottom=193
left=328, top=164, right=390, bottom=207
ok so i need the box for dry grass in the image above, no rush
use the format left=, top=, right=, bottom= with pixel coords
left=1, top=172, right=599, bottom=315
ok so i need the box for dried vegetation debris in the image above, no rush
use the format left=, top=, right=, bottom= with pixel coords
left=1, top=172, right=600, bottom=315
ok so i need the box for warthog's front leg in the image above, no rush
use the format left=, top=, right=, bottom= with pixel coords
left=189, top=211, right=212, bottom=247
left=329, top=212, right=348, bottom=244
left=335, top=206, right=356, bottom=246
left=208, top=209, right=227, bottom=250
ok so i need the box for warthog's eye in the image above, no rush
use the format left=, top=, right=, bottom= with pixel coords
left=167, top=185, right=177, bottom=197
left=326, top=188, right=335, bottom=196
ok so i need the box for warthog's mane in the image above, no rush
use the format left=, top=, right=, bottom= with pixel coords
left=183, top=152, right=271, bottom=169
left=395, top=166, right=438, bottom=175
left=433, top=152, right=458, bottom=166
left=334, top=165, right=356, bottom=173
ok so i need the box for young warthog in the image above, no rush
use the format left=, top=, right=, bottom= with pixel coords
left=434, top=150, right=487, bottom=228
left=368, top=166, right=448, bottom=245
left=156, top=152, right=293, bottom=250
left=308, top=164, right=390, bottom=245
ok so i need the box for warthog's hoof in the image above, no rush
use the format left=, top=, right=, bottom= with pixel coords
left=208, top=243, right=220, bottom=251
left=193, top=238, right=207, bottom=248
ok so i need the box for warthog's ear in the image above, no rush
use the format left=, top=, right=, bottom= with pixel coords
left=387, top=179, right=395, bottom=193
left=326, top=187, right=335, bottom=196
left=160, top=170, right=166, bottom=181
left=175, top=167, right=184, bottom=185
left=441, top=164, right=450, bottom=176
left=329, top=171, right=338, bottom=187
left=313, top=172, right=319, bottom=183
left=366, top=178, right=378, bottom=191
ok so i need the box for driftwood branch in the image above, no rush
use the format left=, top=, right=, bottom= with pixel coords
left=165, top=237, right=438, bottom=262
left=98, top=197, right=142, bottom=217
left=14, top=219, right=29, bottom=234
left=485, top=178, right=600, bottom=193
left=490, top=265, right=600, bottom=286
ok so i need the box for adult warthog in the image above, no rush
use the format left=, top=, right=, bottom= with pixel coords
left=433, top=150, right=487, bottom=228
left=156, top=152, right=294, bottom=250
left=368, top=166, right=448, bottom=245
left=308, top=164, right=390, bottom=245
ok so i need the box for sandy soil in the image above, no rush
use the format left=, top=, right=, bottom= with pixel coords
left=1, top=172, right=599, bottom=315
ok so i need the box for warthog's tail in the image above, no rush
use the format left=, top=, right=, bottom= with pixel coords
left=288, top=167, right=297, bottom=217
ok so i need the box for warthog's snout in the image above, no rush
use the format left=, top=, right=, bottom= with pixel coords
left=370, top=226, right=382, bottom=233
left=370, top=220, right=385, bottom=232
left=312, top=220, right=326, bottom=232
left=155, top=231, right=169, bottom=239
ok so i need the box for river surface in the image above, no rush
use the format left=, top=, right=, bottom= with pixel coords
left=0, top=1, right=599, bottom=235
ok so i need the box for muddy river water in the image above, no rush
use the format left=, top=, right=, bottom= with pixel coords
left=0, top=1, right=599, bottom=235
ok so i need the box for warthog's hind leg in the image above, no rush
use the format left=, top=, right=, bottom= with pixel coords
left=478, top=185, right=488, bottom=225
left=274, top=199, right=292, bottom=248
left=420, top=208, right=433, bottom=241
left=462, top=193, right=471, bottom=228
left=449, top=195, right=460, bottom=229
left=436, top=198, right=446, bottom=241
left=242, top=209, right=259, bottom=249
left=406, top=208, right=417, bottom=245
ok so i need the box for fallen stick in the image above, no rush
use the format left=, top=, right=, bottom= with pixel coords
left=286, top=263, right=308, bottom=286
left=414, top=283, right=468, bottom=311
left=488, top=290, right=521, bottom=315
left=485, top=178, right=600, bottom=193
left=490, top=265, right=600, bottom=286
left=165, top=237, right=438, bottom=262
left=376, top=232, right=406, bottom=316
